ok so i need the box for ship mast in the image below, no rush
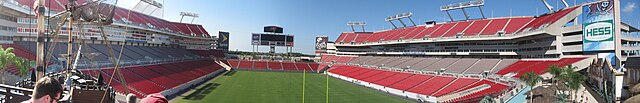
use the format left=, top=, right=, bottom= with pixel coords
left=35, top=0, right=46, bottom=80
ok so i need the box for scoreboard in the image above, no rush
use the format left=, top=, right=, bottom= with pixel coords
left=251, top=33, right=294, bottom=47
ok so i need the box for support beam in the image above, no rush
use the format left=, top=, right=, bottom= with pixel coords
left=350, top=25, right=355, bottom=32
left=445, top=11, right=454, bottom=22
left=478, top=6, right=486, bottom=19
left=461, top=8, right=470, bottom=20
left=407, top=17, right=417, bottom=26
left=388, top=21, right=398, bottom=29
left=179, top=15, right=184, bottom=23
left=398, top=19, right=407, bottom=28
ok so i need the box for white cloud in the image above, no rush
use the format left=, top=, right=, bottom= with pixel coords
left=623, top=2, right=637, bottom=13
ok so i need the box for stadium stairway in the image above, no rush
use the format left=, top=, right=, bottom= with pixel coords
left=215, top=60, right=232, bottom=70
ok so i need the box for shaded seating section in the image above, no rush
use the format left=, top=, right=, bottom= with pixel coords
left=423, top=58, right=459, bottom=71
left=328, top=65, right=512, bottom=102
left=382, top=57, right=408, bottom=68
left=495, top=58, right=586, bottom=77
left=490, top=59, right=519, bottom=73
left=188, top=50, right=225, bottom=58
left=370, top=57, right=402, bottom=67
left=12, top=41, right=200, bottom=62
left=80, top=59, right=223, bottom=98
left=464, top=59, right=500, bottom=74
left=348, top=56, right=377, bottom=64
left=409, top=58, right=440, bottom=71
left=392, top=57, right=426, bottom=69
left=446, top=58, right=479, bottom=73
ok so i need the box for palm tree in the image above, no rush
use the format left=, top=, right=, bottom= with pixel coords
left=0, top=46, right=33, bottom=84
left=0, top=46, right=16, bottom=83
left=562, top=65, right=586, bottom=102
left=547, top=65, right=562, bottom=85
left=520, top=72, right=543, bottom=103
left=479, top=95, right=495, bottom=103
left=13, top=58, right=34, bottom=77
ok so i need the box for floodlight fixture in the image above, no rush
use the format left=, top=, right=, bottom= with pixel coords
left=140, top=0, right=163, bottom=8
left=179, top=12, right=199, bottom=23
left=440, top=0, right=486, bottom=21
left=385, top=12, right=416, bottom=28
left=347, top=21, right=367, bottom=32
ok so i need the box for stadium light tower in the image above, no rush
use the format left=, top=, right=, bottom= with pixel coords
left=440, top=0, right=486, bottom=21
left=540, top=0, right=554, bottom=12
left=385, top=16, right=398, bottom=29
left=385, top=12, right=416, bottom=29
left=347, top=22, right=367, bottom=32
left=561, top=0, right=569, bottom=8
left=179, top=12, right=199, bottom=23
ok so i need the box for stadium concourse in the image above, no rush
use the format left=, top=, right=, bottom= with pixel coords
left=316, top=0, right=640, bottom=103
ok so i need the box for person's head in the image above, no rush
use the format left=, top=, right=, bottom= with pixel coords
left=126, top=93, right=137, bottom=103
left=140, top=93, right=167, bottom=103
left=31, top=76, right=63, bottom=103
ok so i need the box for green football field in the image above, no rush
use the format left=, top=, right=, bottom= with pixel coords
left=171, top=71, right=413, bottom=103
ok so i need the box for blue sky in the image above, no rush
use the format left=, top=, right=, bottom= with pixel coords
left=117, top=0, right=639, bottom=54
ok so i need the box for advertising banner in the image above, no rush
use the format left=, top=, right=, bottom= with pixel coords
left=218, top=31, right=229, bottom=51
left=315, top=36, right=328, bottom=50
left=583, top=0, right=615, bottom=51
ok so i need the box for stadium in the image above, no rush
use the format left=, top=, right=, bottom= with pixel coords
left=0, top=0, right=639, bottom=103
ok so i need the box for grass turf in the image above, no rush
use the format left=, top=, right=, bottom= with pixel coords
left=171, top=70, right=413, bottom=103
